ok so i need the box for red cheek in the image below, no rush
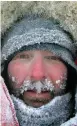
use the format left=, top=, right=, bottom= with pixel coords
left=45, top=63, right=67, bottom=81
left=8, top=60, right=29, bottom=87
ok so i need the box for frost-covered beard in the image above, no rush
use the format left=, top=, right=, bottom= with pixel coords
left=11, top=78, right=73, bottom=126
left=12, top=78, right=67, bottom=97
left=11, top=93, right=73, bottom=126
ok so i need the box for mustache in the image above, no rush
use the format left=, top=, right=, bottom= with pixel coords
left=12, top=79, right=55, bottom=97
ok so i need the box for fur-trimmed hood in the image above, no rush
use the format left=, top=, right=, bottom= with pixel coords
left=1, top=1, right=77, bottom=41
left=1, top=1, right=77, bottom=126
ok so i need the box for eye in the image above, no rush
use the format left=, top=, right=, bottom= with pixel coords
left=44, top=56, right=61, bottom=63
left=19, top=54, right=33, bottom=59
left=13, top=52, right=34, bottom=61
left=44, top=56, right=58, bottom=60
left=20, top=54, right=30, bottom=59
left=44, top=56, right=52, bottom=60
left=20, top=54, right=26, bottom=58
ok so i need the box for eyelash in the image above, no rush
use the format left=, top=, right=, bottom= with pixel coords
left=19, top=54, right=30, bottom=59
left=45, top=56, right=52, bottom=60
left=44, top=56, right=59, bottom=60
left=15, top=54, right=61, bottom=62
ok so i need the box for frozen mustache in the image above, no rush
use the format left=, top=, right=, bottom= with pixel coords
left=12, top=79, right=55, bottom=97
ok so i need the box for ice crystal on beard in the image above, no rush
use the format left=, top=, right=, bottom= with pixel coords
left=19, top=79, right=55, bottom=96
left=12, top=77, right=67, bottom=97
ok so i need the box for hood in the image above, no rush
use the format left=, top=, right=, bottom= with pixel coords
left=1, top=1, right=77, bottom=126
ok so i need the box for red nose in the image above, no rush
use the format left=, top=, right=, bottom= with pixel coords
left=30, top=57, right=46, bottom=80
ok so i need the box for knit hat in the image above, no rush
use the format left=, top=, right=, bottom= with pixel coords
left=1, top=15, right=77, bottom=74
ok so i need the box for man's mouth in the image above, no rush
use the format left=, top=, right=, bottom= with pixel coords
left=22, top=90, right=53, bottom=108
left=13, top=79, right=56, bottom=107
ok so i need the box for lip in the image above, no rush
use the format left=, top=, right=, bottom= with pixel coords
left=22, top=90, right=53, bottom=107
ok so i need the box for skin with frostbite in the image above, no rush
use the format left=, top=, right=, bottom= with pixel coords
left=7, top=50, right=67, bottom=108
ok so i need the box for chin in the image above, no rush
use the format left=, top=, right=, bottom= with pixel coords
left=20, top=90, right=54, bottom=108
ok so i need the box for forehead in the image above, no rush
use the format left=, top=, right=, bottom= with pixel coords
left=14, top=50, right=55, bottom=56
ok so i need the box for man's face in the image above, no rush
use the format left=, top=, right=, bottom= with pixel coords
left=7, top=50, right=67, bottom=108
